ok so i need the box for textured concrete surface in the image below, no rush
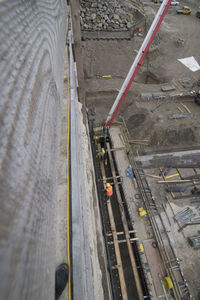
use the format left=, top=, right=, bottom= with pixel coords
left=0, top=1, right=67, bottom=299
left=56, top=51, right=69, bottom=300
left=56, top=7, right=69, bottom=300
left=69, top=32, right=105, bottom=300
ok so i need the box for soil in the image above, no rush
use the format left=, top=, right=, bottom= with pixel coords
left=83, top=0, right=200, bottom=151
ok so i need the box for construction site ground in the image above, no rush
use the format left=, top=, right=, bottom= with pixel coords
left=84, top=0, right=200, bottom=151
left=145, top=165, right=200, bottom=297
left=83, top=0, right=200, bottom=298
left=109, top=126, right=164, bottom=299
left=109, top=125, right=200, bottom=298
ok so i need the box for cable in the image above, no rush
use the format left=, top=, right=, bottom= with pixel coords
left=66, top=44, right=71, bottom=300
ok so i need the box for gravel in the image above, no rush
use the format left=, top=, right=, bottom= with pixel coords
left=80, top=0, right=137, bottom=31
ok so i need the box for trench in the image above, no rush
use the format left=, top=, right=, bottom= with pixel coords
left=89, top=123, right=150, bottom=300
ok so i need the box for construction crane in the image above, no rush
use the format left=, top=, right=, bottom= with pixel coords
left=103, top=0, right=172, bottom=127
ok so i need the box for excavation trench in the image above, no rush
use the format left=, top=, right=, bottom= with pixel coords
left=90, top=124, right=150, bottom=299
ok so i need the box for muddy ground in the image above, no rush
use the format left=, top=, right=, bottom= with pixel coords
left=83, top=0, right=200, bottom=152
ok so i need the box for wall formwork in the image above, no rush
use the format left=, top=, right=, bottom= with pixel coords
left=0, top=1, right=67, bottom=299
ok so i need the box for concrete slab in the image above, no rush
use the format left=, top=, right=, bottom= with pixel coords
left=143, top=239, right=165, bottom=298
left=161, top=85, right=176, bottom=92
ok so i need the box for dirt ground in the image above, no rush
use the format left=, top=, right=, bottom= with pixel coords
left=83, top=0, right=200, bottom=151
left=82, top=0, right=200, bottom=298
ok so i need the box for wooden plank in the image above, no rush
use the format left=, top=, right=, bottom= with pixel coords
left=181, top=103, right=191, bottom=113
left=129, top=141, right=148, bottom=145
left=162, top=203, right=171, bottom=226
left=106, top=230, right=136, bottom=237
left=165, top=173, right=179, bottom=179
left=101, top=175, right=121, bottom=181
left=129, top=139, right=149, bottom=142
left=107, top=142, right=144, bottom=300
left=119, top=133, right=125, bottom=145
left=110, top=147, right=126, bottom=152
left=108, top=238, right=139, bottom=245
left=69, top=0, right=86, bottom=122
left=146, top=174, right=162, bottom=179
left=143, top=239, right=165, bottom=298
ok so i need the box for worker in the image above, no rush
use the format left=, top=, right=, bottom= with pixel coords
left=98, top=148, right=107, bottom=166
left=93, top=135, right=99, bottom=142
left=93, top=135, right=99, bottom=146
left=100, top=148, right=105, bottom=160
left=106, top=183, right=113, bottom=197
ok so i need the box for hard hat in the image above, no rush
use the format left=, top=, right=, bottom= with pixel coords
left=106, top=183, right=110, bottom=187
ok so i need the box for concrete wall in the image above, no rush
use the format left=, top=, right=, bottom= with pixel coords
left=0, top=1, right=66, bottom=299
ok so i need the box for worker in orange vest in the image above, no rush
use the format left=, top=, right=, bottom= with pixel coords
left=106, top=183, right=113, bottom=197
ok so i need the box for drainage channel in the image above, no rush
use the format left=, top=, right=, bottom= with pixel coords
left=90, top=124, right=150, bottom=300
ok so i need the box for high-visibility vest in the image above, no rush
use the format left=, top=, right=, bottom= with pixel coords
left=106, top=185, right=113, bottom=197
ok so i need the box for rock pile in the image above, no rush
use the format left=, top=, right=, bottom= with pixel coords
left=80, top=0, right=136, bottom=31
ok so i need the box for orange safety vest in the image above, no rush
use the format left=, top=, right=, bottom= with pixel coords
left=106, top=185, right=113, bottom=197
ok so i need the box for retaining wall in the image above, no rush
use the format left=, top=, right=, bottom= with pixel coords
left=0, top=1, right=66, bottom=299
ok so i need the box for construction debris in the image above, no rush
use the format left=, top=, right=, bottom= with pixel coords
left=151, top=100, right=168, bottom=113
left=169, top=114, right=187, bottom=119
left=188, top=235, right=200, bottom=249
left=179, top=221, right=200, bottom=232
left=140, top=93, right=153, bottom=100
left=140, top=92, right=165, bottom=101
left=166, top=186, right=187, bottom=193
left=174, top=207, right=195, bottom=227
left=152, top=92, right=166, bottom=99
left=161, top=85, right=176, bottom=92
left=181, top=103, right=191, bottom=113
left=178, top=56, right=200, bottom=72
left=180, top=78, right=194, bottom=88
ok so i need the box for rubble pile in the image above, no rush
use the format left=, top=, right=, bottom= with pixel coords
left=80, top=0, right=136, bottom=31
